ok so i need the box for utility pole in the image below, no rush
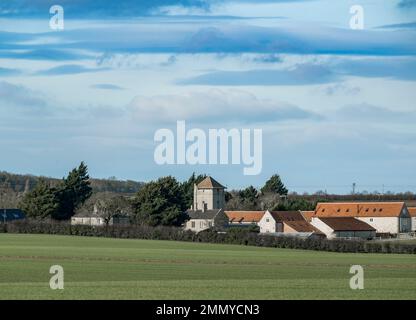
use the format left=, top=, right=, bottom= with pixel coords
left=352, top=183, right=356, bottom=195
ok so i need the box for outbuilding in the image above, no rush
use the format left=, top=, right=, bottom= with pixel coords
left=310, top=217, right=376, bottom=239
left=312, top=202, right=411, bottom=234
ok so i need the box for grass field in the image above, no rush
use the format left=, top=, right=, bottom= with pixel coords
left=0, top=234, right=415, bottom=300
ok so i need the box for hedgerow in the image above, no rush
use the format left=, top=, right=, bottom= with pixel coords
left=1, top=220, right=415, bottom=254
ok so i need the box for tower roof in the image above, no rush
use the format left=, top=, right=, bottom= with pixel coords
left=197, top=176, right=225, bottom=189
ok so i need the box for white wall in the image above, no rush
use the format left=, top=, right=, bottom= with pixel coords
left=258, top=211, right=282, bottom=233
left=71, top=217, right=104, bottom=226
left=310, top=218, right=334, bottom=239
left=412, top=217, right=416, bottom=232
left=184, top=219, right=213, bottom=233
left=357, top=217, right=399, bottom=234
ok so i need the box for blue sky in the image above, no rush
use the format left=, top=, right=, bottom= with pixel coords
left=0, top=0, right=416, bottom=193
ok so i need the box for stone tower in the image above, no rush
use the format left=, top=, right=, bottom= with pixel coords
left=192, top=176, right=226, bottom=211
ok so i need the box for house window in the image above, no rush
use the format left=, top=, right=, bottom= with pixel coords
left=266, top=218, right=269, bottom=222
left=370, top=218, right=373, bottom=222
left=191, top=221, right=195, bottom=228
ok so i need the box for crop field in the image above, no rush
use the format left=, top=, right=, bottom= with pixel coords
left=0, top=234, right=415, bottom=300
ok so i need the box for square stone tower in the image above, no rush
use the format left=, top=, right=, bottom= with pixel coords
left=193, top=176, right=226, bottom=211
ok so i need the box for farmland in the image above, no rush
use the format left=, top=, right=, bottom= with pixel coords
left=0, top=234, right=415, bottom=300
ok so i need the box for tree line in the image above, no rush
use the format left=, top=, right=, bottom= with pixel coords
left=11, top=162, right=416, bottom=227
left=15, top=163, right=298, bottom=226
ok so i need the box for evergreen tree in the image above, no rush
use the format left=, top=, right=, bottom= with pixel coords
left=19, top=179, right=58, bottom=219
left=181, top=173, right=207, bottom=209
left=238, top=185, right=258, bottom=202
left=134, top=176, right=187, bottom=226
left=54, top=162, right=92, bottom=220
left=261, top=174, right=288, bottom=195
left=238, top=186, right=259, bottom=210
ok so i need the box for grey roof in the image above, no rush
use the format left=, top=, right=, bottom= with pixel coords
left=187, top=209, right=222, bottom=219
left=0, top=209, right=25, bottom=222
left=73, top=212, right=99, bottom=218
left=73, top=212, right=128, bottom=218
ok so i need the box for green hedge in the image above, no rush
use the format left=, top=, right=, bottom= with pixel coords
left=1, top=220, right=415, bottom=254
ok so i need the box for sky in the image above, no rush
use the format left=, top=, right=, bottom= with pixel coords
left=0, top=0, right=416, bottom=193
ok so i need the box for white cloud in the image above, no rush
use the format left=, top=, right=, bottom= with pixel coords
left=127, top=89, right=320, bottom=124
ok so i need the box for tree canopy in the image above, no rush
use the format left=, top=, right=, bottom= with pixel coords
left=19, top=179, right=58, bottom=219
left=18, top=162, right=92, bottom=220
left=261, top=174, right=288, bottom=195
left=133, top=176, right=187, bottom=226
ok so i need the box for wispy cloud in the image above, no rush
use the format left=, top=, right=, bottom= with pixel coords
left=2, top=21, right=416, bottom=57
left=35, top=64, right=108, bottom=76
left=180, top=57, right=416, bottom=86
left=127, top=89, right=321, bottom=124
left=0, top=67, right=21, bottom=76
left=0, top=0, right=211, bottom=18
left=377, top=22, right=416, bottom=29
left=335, top=103, right=416, bottom=123
left=397, top=0, right=416, bottom=8
left=0, top=49, right=93, bottom=61
left=91, top=84, right=125, bottom=90
left=178, top=63, right=335, bottom=85
left=0, top=81, right=47, bottom=109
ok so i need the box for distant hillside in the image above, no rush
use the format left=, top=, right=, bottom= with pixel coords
left=0, top=171, right=144, bottom=207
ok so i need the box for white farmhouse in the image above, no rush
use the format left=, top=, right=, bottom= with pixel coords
left=311, top=202, right=412, bottom=234
left=258, top=210, right=322, bottom=236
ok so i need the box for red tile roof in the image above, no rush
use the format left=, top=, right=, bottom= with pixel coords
left=318, top=217, right=376, bottom=231
left=300, top=211, right=315, bottom=222
left=408, top=207, right=416, bottom=217
left=225, top=211, right=265, bottom=223
left=197, top=176, right=225, bottom=189
left=314, top=202, right=405, bottom=218
left=284, top=220, right=323, bottom=233
left=269, top=211, right=305, bottom=222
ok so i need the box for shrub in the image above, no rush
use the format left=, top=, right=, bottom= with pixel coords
left=1, top=220, right=415, bottom=254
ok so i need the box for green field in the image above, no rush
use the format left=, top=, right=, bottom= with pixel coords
left=0, top=234, right=415, bottom=300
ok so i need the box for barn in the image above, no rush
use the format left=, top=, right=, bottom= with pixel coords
left=311, top=202, right=412, bottom=234
left=310, top=217, right=376, bottom=239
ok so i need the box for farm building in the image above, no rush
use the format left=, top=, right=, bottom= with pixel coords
left=311, top=202, right=412, bottom=234
left=300, top=211, right=315, bottom=222
left=225, top=211, right=265, bottom=228
left=71, top=203, right=130, bottom=226
left=258, top=210, right=322, bottom=237
left=71, top=213, right=130, bottom=226
left=310, top=217, right=376, bottom=239
left=184, top=209, right=228, bottom=233
left=409, top=207, right=416, bottom=231
left=0, top=209, right=25, bottom=223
